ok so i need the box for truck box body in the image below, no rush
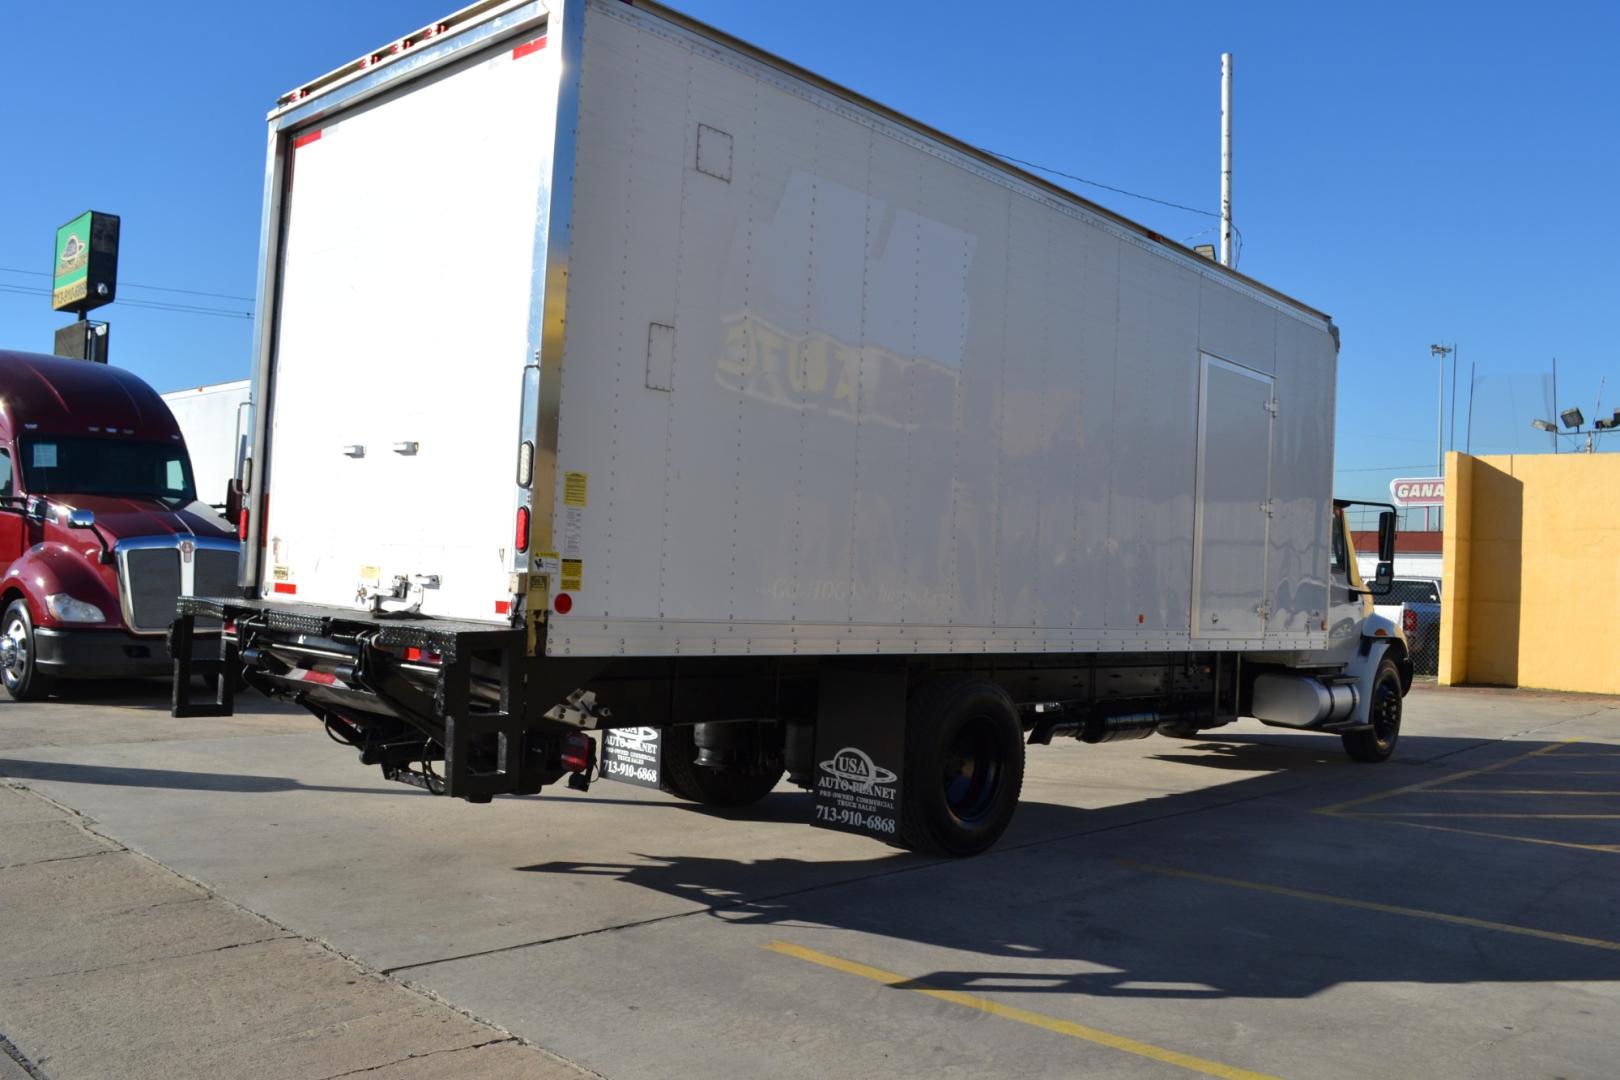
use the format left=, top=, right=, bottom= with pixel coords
left=251, top=0, right=1337, bottom=657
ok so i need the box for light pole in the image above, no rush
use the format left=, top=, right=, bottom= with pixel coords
left=1429, top=343, right=1452, bottom=531
left=1220, top=53, right=1234, bottom=268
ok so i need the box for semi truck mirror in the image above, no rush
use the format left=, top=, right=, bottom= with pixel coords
left=1377, top=510, right=1397, bottom=562
left=26, top=497, right=48, bottom=523
left=225, top=484, right=243, bottom=527
left=68, top=508, right=96, bottom=528
left=1370, top=561, right=1394, bottom=595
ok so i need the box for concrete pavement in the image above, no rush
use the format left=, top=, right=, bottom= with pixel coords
left=0, top=688, right=592, bottom=1080
left=2, top=679, right=1618, bottom=1078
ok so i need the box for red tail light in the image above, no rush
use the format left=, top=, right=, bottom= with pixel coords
left=1403, top=608, right=1417, bottom=633
left=560, top=731, right=593, bottom=774
left=514, top=505, right=531, bottom=552
left=402, top=646, right=442, bottom=664
left=238, top=509, right=250, bottom=542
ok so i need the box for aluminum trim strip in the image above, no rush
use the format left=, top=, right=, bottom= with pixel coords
left=544, top=619, right=1327, bottom=658
left=526, top=0, right=587, bottom=652
left=269, top=2, right=549, bottom=128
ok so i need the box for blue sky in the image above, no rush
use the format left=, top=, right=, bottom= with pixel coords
left=4, top=1, right=1617, bottom=507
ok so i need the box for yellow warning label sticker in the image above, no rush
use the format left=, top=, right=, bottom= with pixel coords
left=359, top=565, right=381, bottom=585
left=272, top=565, right=290, bottom=581
left=560, top=559, right=583, bottom=591
left=563, top=471, right=589, bottom=507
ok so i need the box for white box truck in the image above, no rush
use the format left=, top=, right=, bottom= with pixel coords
left=174, top=0, right=1410, bottom=854
left=161, top=380, right=251, bottom=511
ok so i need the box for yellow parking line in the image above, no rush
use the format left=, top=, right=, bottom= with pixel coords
left=1350, top=812, right=1620, bottom=819
left=764, top=940, right=1283, bottom=1080
left=1489, top=770, right=1620, bottom=775
left=1314, top=740, right=1577, bottom=816
left=1118, top=861, right=1620, bottom=953
left=1322, top=816, right=1620, bottom=854
left=1418, top=789, right=1620, bottom=796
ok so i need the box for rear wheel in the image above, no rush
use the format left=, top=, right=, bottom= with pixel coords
left=661, top=723, right=785, bottom=807
left=1, top=600, right=53, bottom=702
left=898, top=679, right=1024, bottom=856
left=1342, top=656, right=1403, bottom=762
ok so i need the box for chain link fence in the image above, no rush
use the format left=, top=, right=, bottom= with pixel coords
left=1380, top=577, right=1441, bottom=679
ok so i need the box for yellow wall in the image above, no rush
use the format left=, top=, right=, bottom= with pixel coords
left=1440, top=450, right=1620, bottom=693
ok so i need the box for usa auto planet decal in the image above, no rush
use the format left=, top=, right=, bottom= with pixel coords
left=601, top=726, right=662, bottom=788
left=814, top=746, right=899, bottom=836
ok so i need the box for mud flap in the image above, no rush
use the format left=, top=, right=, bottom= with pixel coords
left=811, top=666, right=906, bottom=843
left=599, top=727, right=667, bottom=789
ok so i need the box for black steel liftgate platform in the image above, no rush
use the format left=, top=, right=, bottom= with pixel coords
left=170, top=596, right=577, bottom=801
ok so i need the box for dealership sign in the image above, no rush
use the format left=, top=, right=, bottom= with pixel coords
left=1390, top=476, right=1445, bottom=507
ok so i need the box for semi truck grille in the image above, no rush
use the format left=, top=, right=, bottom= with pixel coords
left=124, top=549, right=183, bottom=633
left=194, top=550, right=238, bottom=598
left=118, top=540, right=241, bottom=634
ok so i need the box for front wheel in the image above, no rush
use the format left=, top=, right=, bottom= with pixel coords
left=898, top=679, right=1025, bottom=856
left=1342, top=656, right=1403, bottom=762
left=1, top=599, right=53, bottom=702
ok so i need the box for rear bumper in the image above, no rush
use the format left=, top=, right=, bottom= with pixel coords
left=34, top=627, right=172, bottom=679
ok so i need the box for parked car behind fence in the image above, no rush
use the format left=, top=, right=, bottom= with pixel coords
left=1375, top=577, right=1440, bottom=676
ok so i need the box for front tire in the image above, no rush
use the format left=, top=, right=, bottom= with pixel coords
left=898, top=678, right=1025, bottom=856
left=1342, top=656, right=1403, bottom=762
left=1, top=600, right=53, bottom=702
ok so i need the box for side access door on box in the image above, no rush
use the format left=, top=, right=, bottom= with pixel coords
left=1191, top=353, right=1276, bottom=638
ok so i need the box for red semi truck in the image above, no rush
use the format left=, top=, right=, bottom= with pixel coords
left=0, top=349, right=238, bottom=699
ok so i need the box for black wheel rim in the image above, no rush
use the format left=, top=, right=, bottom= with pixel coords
left=942, top=715, right=1002, bottom=824
left=1371, top=677, right=1401, bottom=749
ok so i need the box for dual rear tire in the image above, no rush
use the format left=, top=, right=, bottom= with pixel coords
left=660, top=723, right=786, bottom=807
left=659, top=680, right=1027, bottom=857
left=897, top=678, right=1025, bottom=857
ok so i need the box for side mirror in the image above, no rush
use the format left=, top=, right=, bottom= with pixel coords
left=1377, top=510, right=1397, bottom=562
left=224, top=483, right=242, bottom=527
left=1369, top=561, right=1394, bottom=596
left=68, top=508, right=96, bottom=528
left=26, top=497, right=48, bottom=523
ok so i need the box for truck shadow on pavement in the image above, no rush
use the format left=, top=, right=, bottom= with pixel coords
left=520, top=733, right=1620, bottom=999
left=0, top=758, right=424, bottom=798
left=7, top=678, right=293, bottom=716
left=1141, top=730, right=1493, bottom=771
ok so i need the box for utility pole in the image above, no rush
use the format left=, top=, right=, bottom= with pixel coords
left=1466, top=358, right=1476, bottom=454
left=1220, top=53, right=1234, bottom=268
left=1448, top=343, right=1459, bottom=452
left=1430, top=343, right=1452, bottom=531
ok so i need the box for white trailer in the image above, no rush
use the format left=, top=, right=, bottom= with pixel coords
left=174, top=0, right=1411, bottom=854
left=161, top=380, right=251, bottom=509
